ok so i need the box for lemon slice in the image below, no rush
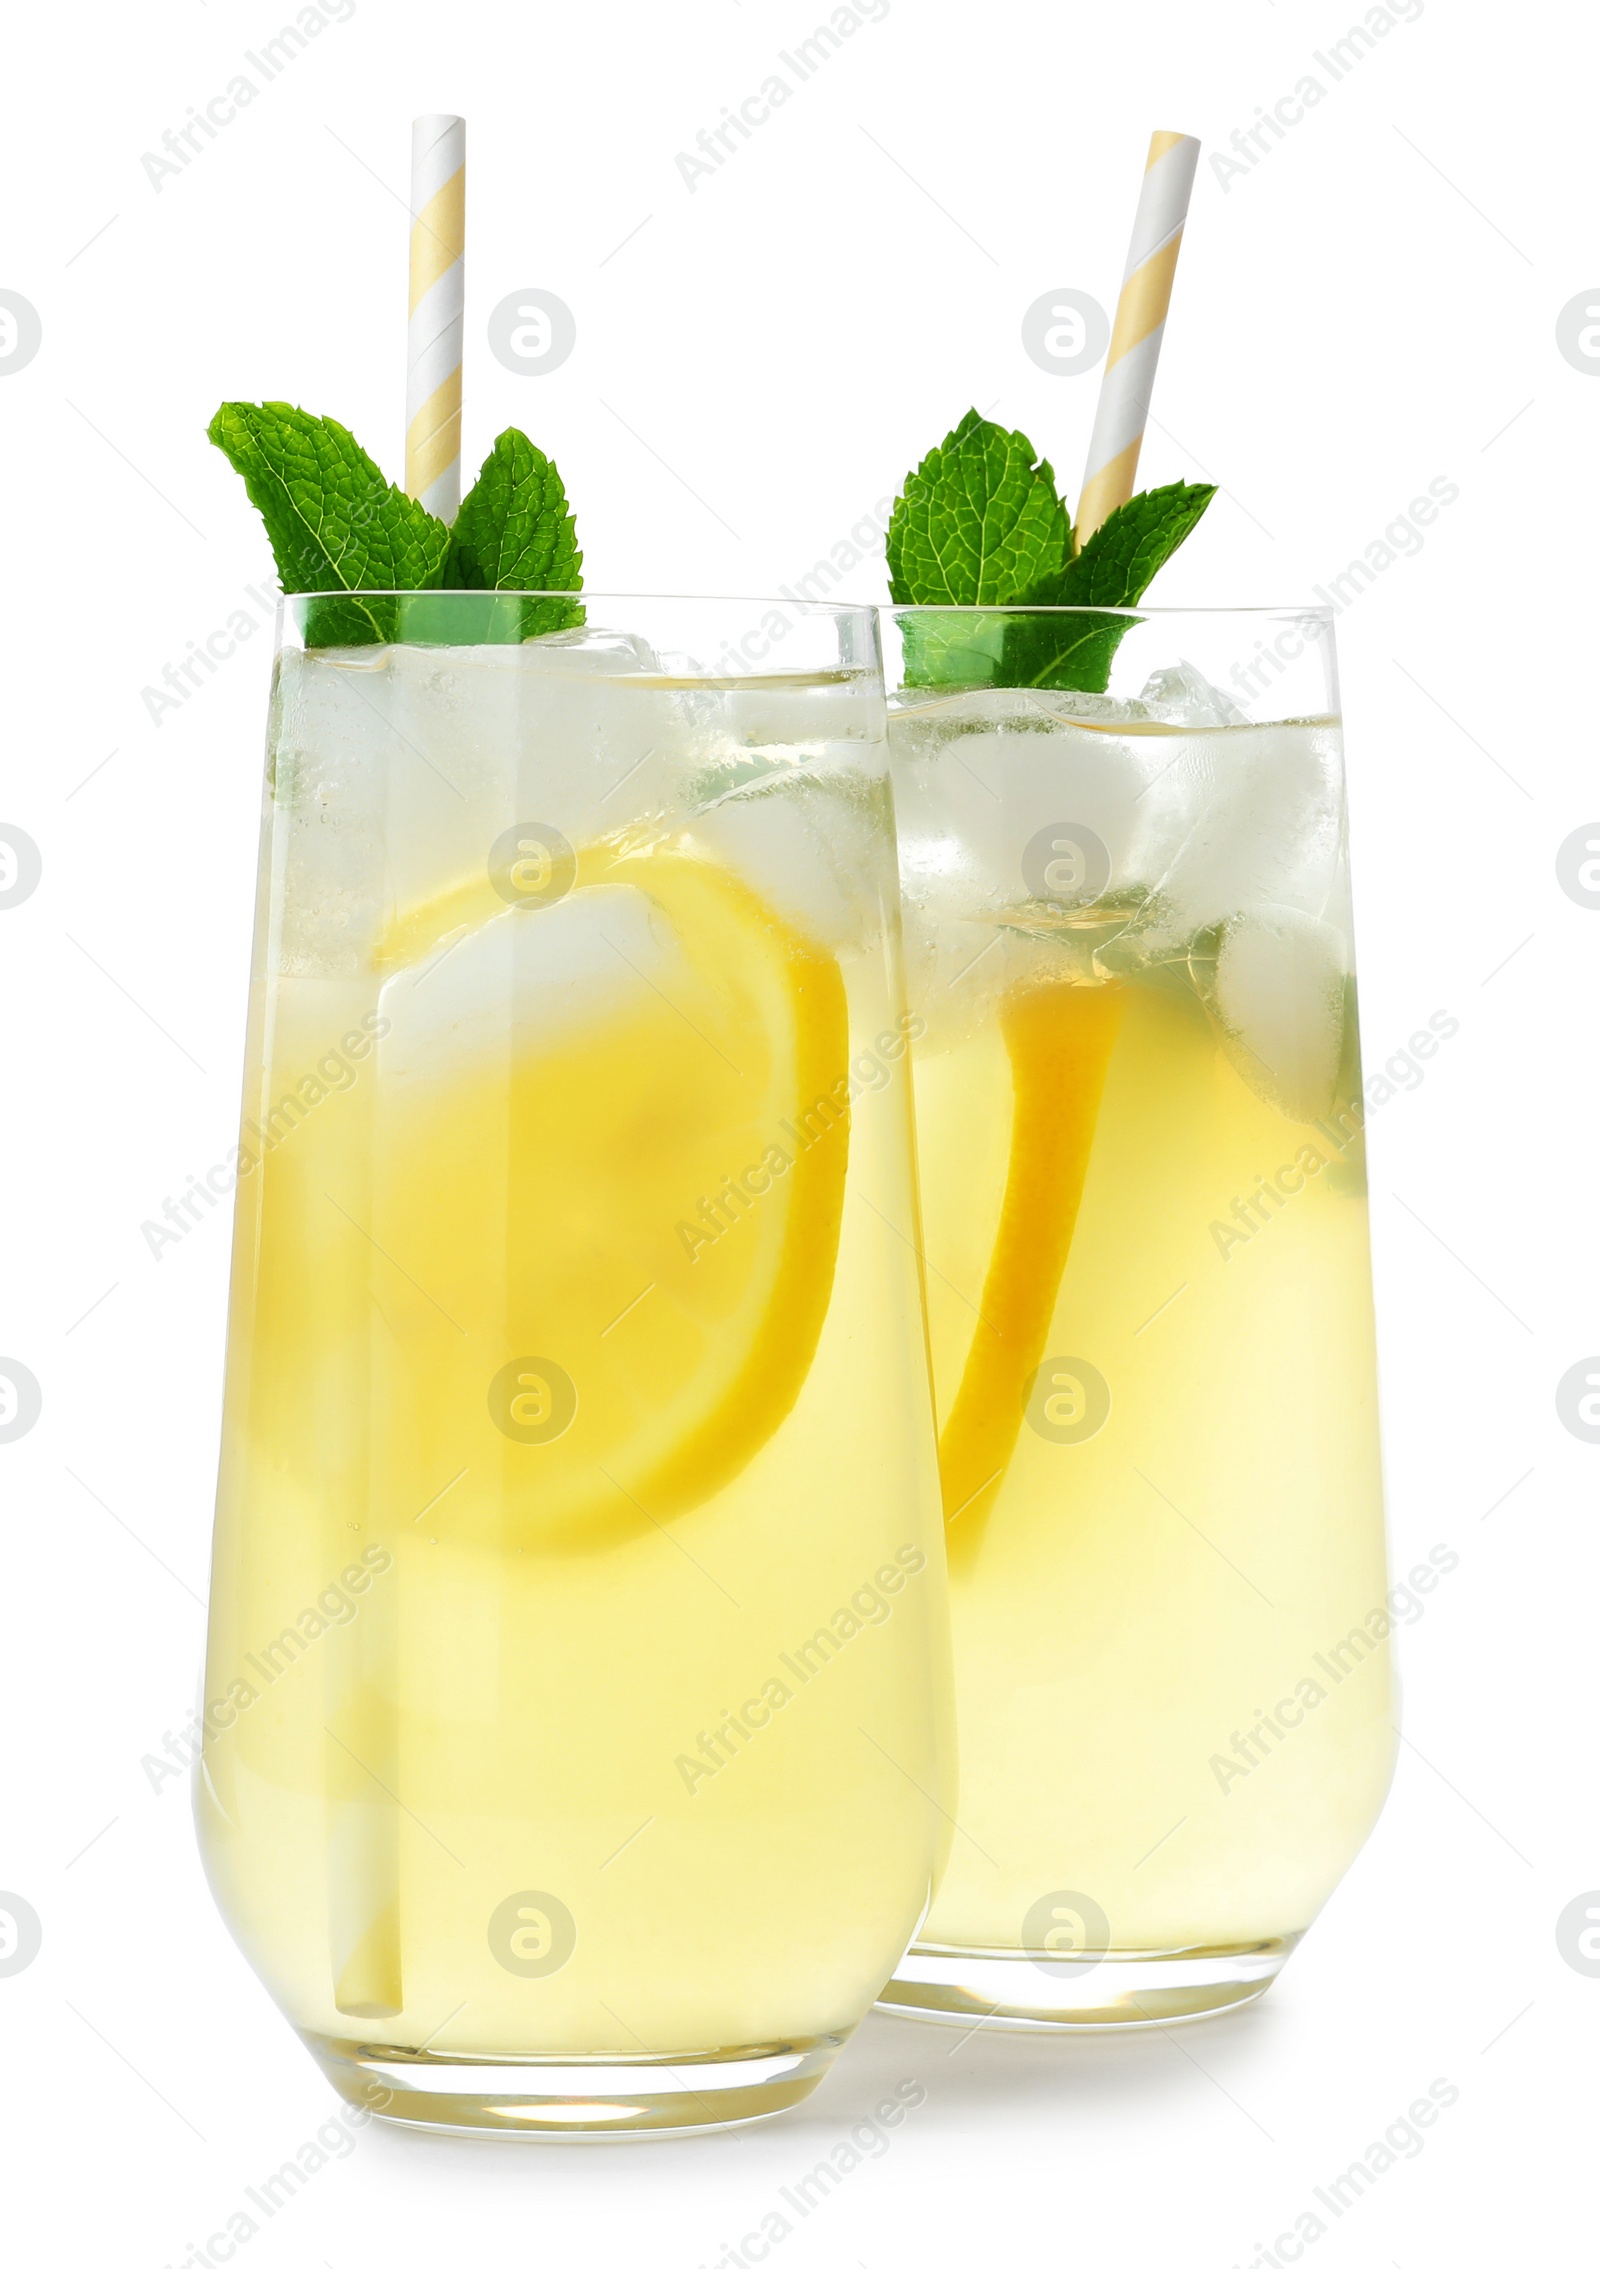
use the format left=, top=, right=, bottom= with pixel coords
left=938, top=980, right=1123, bottom=1565
left=365, top=837, right=850, bottom=1552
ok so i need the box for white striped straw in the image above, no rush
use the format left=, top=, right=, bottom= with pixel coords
left=405, top=114, right=465, bottom=522
left=1075, top=130, right=1201, bottom=549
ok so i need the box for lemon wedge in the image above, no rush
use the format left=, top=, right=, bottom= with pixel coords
left=363, top=837, right=851, bottom=1552
left=938, top=980, right=1124, bottom=1565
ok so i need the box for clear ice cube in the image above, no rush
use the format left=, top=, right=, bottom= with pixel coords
left=1138, top=660, right=1247, bottom=729
left=888, top=685, right=1352, bottom=1090
left=1099, top=722, right=1347, bottom=969
left=376, top=887, right=670, bottom=1097
left=683, top=765, right=890, bottom=954
left=269, top=643, right=691, bottom=977
left=1198, top=905, right=1348, bottom=1124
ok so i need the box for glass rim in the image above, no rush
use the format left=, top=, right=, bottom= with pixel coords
left=886, top=603, right=1335, bottom=621
left=278, top=589, right=881, bottom=615
left=275, top=594, right=1333, bottom=620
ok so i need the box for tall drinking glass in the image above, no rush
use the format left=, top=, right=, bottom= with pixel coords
left=877, top=606, right=1392, bottom=2027
left=200, top=593, right=952, bottom=2132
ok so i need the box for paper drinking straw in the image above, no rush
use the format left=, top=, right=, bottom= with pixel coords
left=329, top=1099, right=402, bottom=2018
left=1074, top=130, right=1201, bottom=549
left=326, top=116, right=468, bottom=2026
left=405, top=114, right=466, bottom=521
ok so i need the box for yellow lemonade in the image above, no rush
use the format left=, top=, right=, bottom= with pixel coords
left=882, top=673, right=1395, bottom=2024
left=199, top=626, right=952, bottom=2127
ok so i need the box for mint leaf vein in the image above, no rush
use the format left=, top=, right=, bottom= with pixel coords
left=208, top=402, right=450, bottom=644
left=887, top=408, right=1072, bottom=609
left=208, top=405, right=587, bottom=647
left=886, top=410, right=1215, bottom=693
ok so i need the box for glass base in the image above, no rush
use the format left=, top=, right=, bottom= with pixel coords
left=302, top=2029, right=847, bottom=2137
left=875, top=1936, right=1300, bottom=2031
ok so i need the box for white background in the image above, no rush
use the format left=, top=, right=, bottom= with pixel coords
left=0, top=0, right=1590, bottom=2261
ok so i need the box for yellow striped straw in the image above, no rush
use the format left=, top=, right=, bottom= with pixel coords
left=406, top=114, right=466, bottom=521
left=1075, top=130, right=1201, bottom=549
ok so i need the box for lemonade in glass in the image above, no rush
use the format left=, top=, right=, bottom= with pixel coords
left=876, top=605, right=1394, bottom=2028
left=200, top=594, right=953, bottom=2129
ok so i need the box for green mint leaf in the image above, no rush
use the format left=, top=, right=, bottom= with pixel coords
left=448, top=429, right=582, bottom=591
left=1000, top=480, right=1218, bottom=693
left=434, top=428, right=585, bottom=642
left=895, top=609, right=1015, bottom=693
left=206, top=401, right=451, bottom=646
left=1055, top=479, right=1216, bottom=609
left=996, top=610, right=1133, bottom=696
left=886, top=405, right=1217, bottom=695
left=887, top=410, right=1072, bottom=610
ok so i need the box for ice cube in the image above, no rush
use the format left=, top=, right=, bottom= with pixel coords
left=1096, top=722, right=1347, bottom=971
left=268, top=645, right=699, bottom=979
left=268, top=647, right=397, bottom=977
left=704, top=673, right=883, bottom=750
left=1018, top=687, right=1153, bottom=728
left=1138, top=660, right=1247, bottom=729
left=888, top=687, right=1162, bottom=933
left=1198, top=904, right=1347, bottom=1124
left=889, top=689, right=1163, bottom=1044
left=514, top=626, right=663, bottom=676
left=375, top=885, right=673, bottom=1097
left=682, top=765, right=892, bottom=953
left=893, top=685, right=1154, bottom=733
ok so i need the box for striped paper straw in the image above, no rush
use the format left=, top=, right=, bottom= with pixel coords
left=405, top=113, right=466, bottom=521
left=1075, top=130, right=1201, bottom=549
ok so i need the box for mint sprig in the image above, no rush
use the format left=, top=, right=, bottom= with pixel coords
left=441, top=429, right=584, bottom=640
left=887, top=408, right=1071, bottom=608
left=885, top=410, right=1215, bottom=693
left=1003, top=480, right=1216, bottom=692
left=207, top=404, right=584, bottom=647
left=1054, top=478, right=1215, bottom=608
